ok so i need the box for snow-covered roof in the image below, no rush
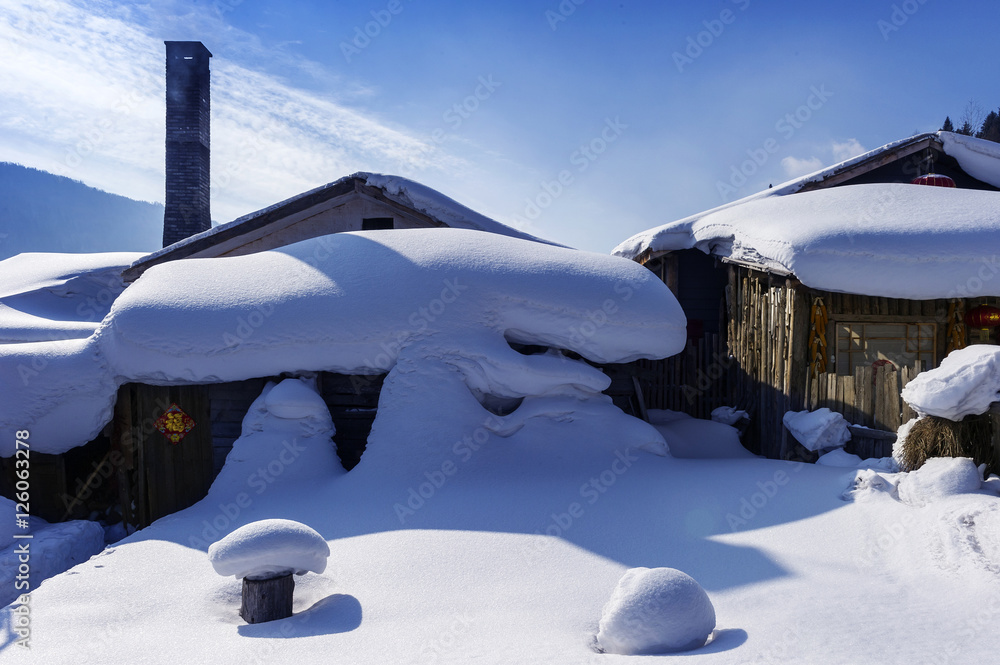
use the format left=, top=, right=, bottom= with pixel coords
left=0, top=252, right=142, bottom=343
left=0, top=228, right=685, bottom=455
left=613, top=132, right=1000, bottom=300
left=126, top=172, right=555, bottom=280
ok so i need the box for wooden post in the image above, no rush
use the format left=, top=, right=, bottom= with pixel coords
left=990, top=402, right=1000, bottom=477
left=241, top=574, right=295, bottom=624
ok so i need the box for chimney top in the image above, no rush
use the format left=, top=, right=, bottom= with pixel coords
left=162, top=41, right=212, bottom=248
left=165, top=41, right=213, bottom=59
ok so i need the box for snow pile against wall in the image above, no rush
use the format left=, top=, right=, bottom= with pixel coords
left=614, top=183, right=1000, bottom=300
left=0, top=497, right=105, bottom=607
left=647, top=410, right=755, bottom=459
left=901, top=345, right=1000, bottom=420
left=0, top=229, right=685, bottom=456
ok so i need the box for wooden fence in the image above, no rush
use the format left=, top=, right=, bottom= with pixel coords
left=634, top=333, right=737, bottom=420
left=805, top=362, right=923, bottom=458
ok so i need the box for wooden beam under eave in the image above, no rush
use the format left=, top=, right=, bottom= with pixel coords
left=796, top=136, right=939, bottom=192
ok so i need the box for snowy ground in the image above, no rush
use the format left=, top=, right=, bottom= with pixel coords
left=3, top=230, right=999, bottom=662
left=3, top=384, right=999, bottom=664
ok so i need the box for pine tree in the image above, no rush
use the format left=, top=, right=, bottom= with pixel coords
left=941, top=116, right=954, bottom=132
left=957, top=121, right=974, bottom=136
left=975, top=110, right=1000, bottom=143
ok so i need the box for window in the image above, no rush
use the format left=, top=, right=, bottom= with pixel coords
left=361, top=217, right=393, bottom=230
left=835, top=322, right=936, bottom=374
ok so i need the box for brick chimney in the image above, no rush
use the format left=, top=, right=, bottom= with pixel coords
left=163, top=41, right=212, bottom=247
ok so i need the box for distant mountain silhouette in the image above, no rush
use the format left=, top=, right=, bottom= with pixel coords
left=0, top=162, right=163, bottom=261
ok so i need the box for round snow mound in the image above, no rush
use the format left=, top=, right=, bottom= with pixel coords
left=897, top=456, right=982, bottom=507
left=264, top=378, right=328, bottom=420
left=208, top=519, right=330, bottom=580
left=596, top=567, right=715, bottom=655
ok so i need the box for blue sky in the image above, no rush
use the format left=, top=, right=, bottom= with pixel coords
left=1, top=0, right=997, bottom=252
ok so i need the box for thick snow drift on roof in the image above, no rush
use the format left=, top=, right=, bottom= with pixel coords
left=611, top=134, right=942, bottom=260
left=940, top=132, right=1000, bottom=189
left=615, top=183, right=1000, bottom=300
left=901, top=345, right=1000, bottom=420
left=0, top=229, right=684, bottom=455
left=0, top=252, right=140, bottom=343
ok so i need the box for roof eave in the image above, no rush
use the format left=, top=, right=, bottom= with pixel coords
left=123, top=176, right=362, bottom=282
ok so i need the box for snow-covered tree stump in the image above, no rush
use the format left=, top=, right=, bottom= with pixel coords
left=241, top=573, right=295, bottom=624
left=207, top=519, right=330, bottom=625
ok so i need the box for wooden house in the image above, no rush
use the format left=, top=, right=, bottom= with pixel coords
left=3, top=172, right=549, bottom=529
left=615, top=132, right=1000, bottom=459
left=1, top=42, right=555, bottom=529
left=4, top=171, right=551, bottom=529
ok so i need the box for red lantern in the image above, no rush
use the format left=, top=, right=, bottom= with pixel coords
left=910, top=174, right=956, bottom=187
left=965, top=305, right=1000, bottom=328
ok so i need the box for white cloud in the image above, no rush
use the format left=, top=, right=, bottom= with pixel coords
left=0, top=0, right=462, bottom=222
left=831, top=138, right=867, bottom=163
left=778, top=139, right=870, bottom=181
left=780, top=155, right=823, bottom=178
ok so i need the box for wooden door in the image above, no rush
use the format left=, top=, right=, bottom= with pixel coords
left=114, top=384, right=213, bottom=527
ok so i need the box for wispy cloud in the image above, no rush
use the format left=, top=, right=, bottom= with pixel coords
left=780, top=155, right=823, bottom=178
left=0, top=0, right=460, bottom=222
left=831, top=138, right=866, bottom=162
left=780, top=138, right=869, bottom=179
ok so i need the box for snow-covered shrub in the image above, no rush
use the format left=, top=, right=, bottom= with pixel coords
left=596, top=567, right=715, bottom=655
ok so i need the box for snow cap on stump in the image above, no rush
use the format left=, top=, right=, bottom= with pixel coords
left=208, top=519, right=330, bottom=580
left=596, top=567, right=716, bottom=655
